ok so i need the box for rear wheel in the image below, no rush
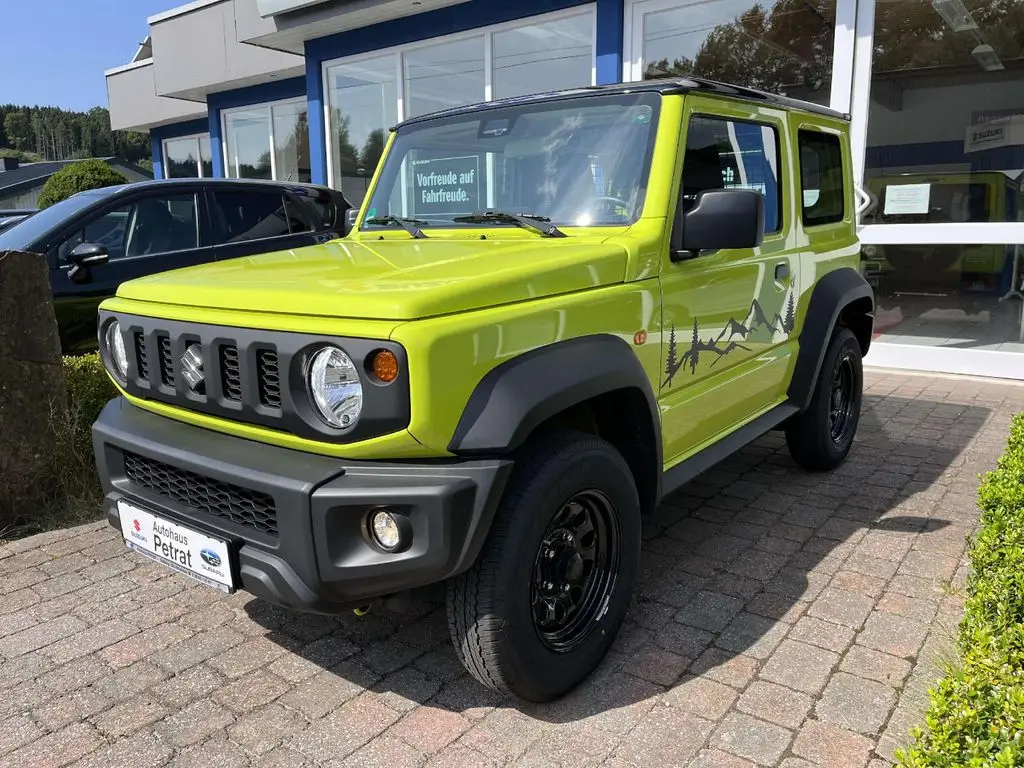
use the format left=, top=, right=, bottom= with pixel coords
left=785, top=326, right=863, bottom=471
left=446, top=430, right=640, bottom=702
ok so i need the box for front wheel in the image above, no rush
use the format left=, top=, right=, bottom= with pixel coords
left=446, top=430, right=641, bottom=702
left=785, top=326, right=863, bottom=471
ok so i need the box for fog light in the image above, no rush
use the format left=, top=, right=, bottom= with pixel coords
left=370, top=509, right=403, bottom=552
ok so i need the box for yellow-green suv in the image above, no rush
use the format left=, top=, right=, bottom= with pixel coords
left=92, top=78, right=873, bottom=702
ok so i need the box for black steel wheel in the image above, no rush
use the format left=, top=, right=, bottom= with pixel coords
left=446, top=430, right=641, bottom=702
left=829, top=351, right=857, bottom=446
left=786, top=326, right=863, bottom=471
left=531, top=490, right=621, bottom=653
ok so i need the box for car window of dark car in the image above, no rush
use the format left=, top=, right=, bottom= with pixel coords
left=0, top=191, right=108, bottom=252
left=124, top=194, right=199, bottom=257
left=212, top=190, right=295, bottom=243
left=284, top=196, right=319, bottom=233
left=58, top=206, right=131, bottom=262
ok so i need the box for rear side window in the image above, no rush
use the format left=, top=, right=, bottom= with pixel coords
left=683, top=116, right=782, bottom=234
left=799, top=131, right=845, bottom=226
left=212, top=191, right=291, bottom=243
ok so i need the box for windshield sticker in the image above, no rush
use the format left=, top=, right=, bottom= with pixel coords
left=412, top=156, right=480, bottom=217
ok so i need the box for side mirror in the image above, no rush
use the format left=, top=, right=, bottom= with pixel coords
left=67, top=242, right=108, bottom=284
left=345, top=208, right=358, bottom=235
left=671, top=189, right=765, bottom=262
left=69, top=242, right=109, bottom=267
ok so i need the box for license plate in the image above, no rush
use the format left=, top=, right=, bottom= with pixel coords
left=118, top=501, right=234, bottom=593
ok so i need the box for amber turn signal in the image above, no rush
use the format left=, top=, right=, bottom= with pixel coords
left=371, top=350, right=399, bottom=383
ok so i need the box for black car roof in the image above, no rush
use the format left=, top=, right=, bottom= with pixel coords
left=395, top=77, right=847, bottom=130
left=78, top=177, right=338, bottom=197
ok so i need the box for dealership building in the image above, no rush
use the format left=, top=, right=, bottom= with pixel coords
left=105, top=0, right=1024, bottom=379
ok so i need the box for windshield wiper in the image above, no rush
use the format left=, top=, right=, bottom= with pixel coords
left=452, top=211, right=566, bottom=238
left=364, top=215, right=429, bottom=239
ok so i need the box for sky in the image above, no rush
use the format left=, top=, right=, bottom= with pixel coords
left=0, top=0, right=183, bottom=112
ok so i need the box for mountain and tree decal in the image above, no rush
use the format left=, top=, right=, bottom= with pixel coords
left=664, top=293, right=796, bottom=387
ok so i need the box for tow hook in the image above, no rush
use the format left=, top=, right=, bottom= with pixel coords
left=353, top=604, right=372, bottom=616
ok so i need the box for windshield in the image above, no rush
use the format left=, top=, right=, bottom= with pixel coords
left=864, top=180, right=995, bottom=224
left=0, top=191, right=108, bottom=251
left=362, top=91, right=661, bottom=231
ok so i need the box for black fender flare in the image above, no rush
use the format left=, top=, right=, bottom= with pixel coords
left=788, top=266, right=874, bottom=412
left=448, top=334, right=662, bottom=486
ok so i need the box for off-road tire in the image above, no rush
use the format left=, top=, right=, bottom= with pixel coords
left=446, top=429, right=641, bottom=702
left=786, top=325, right=863, bottom=471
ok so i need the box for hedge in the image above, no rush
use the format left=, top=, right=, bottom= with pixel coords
left=896, top=413, right=1024, bottom=767
left=37, top=159, right=127, bottom=209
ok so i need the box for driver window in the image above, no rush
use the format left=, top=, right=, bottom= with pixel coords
left=683, top=116, right=781, bottom=234
left=58, top=206, right=131, bottom=262
left=124, top=193, right=199, bottom=257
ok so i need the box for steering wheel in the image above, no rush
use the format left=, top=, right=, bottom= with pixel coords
left=576, top=195, right=631, bottom=224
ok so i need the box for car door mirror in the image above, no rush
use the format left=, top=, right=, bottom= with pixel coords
left=67, top=242, right=108, bottom=284
left=345, top=208, right=358, bottom=235
left=671, top=189, right=765, bottom=262
left=69, top=242, right=109, bottom=266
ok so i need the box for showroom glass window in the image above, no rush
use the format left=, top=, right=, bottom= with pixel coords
left=163, top=134, right=212, bottom=178
left=628, top=0, right=837, bottom=105
left=322, top=8, right=596, bottom=199
left=223, top=98, right=310, bottom=183
left=859, top=0, right=1024, bottom=355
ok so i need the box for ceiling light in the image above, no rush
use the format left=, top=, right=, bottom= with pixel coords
left=931, top=0, right=978, bottom=32
left=972, top=43, right=1005, bottom=72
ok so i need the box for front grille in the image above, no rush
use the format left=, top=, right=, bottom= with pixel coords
left=220, top=346, right=242, bottom=402
left=158, top=335, right=175, bottom=387
left=134, top=334, right=149, bottom=382
left=257, top=351, right=281, bottom=409
left=111, top=313, right=409, bottom=443
left=124, top=452, right=278, bottom=536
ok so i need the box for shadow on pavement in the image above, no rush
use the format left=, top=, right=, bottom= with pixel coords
left=246, top=392, right=988, bottom=726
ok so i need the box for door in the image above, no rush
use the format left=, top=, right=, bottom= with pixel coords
left=208, top=187, right=330, bottom=263
left=49, top=189, right=213, bottom=352
left=660, top=98, right=799, bottom=465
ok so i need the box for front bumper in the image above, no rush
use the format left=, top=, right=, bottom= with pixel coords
left=93, top=398, right=512, bottom=613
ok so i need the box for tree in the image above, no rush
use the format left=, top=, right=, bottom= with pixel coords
left=665, top=325, right=678, bottom=382
left=37, top=160, right=128, bottom=209
left=358, top=129, right=387, bottom=176
left=332, top=113, right=359, bottom=179
left=3, top=110, right=32, bottom=151
left=0, top=103, right=150, bottom=163
left=783, top=291, right=796, bottom=334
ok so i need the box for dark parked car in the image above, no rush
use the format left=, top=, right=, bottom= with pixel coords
left=0, top=179, right=350, bottom=353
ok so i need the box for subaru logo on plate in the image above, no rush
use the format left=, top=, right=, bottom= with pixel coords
left=200, top=548, right=222, bottom=568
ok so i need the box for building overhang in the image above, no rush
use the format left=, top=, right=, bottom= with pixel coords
left=238, top=0, right=473, bottom=55
left=105, top=60, right=208, bottom=133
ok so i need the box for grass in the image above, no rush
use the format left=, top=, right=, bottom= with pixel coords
left=895, top=413, right=1024, bottom=767
left=0, top=353, right=116, bottom=542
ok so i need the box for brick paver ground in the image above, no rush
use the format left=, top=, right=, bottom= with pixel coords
left=2, top=370, right=1023, bottom=768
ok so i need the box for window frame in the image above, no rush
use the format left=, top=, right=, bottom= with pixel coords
left=220, top=96, right=309, bottom=182
left=797, top=127, right=846, bottom=228
left=684, top=112, right=786, bottom=237
left=320, top=5, right=598, bottom=190
left=161, top=133, right=211, bottom=179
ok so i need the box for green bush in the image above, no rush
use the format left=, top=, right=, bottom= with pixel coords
left=896, top=414, right=1024, bottom=767
left=37, top=159, right=127, bottom=209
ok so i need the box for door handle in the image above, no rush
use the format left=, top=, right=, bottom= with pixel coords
left=775, top=262, right=790, bottom=281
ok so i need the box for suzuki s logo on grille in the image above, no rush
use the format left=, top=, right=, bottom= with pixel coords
left=200, top=549, right=222, bottom=568
left=133, top=519, right=141, bottom=532
left=180, top=344, right=205, bottom=393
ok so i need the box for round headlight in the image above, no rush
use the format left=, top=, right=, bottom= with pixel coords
left=106, top=321, right=128, bottom=380
left=308, top=346, right=363, bottom=428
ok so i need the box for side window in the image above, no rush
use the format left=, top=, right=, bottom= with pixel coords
left=683, top=115, right=782, bottom=234
left=212, top=191, right=292, bottom=243
left=799, top=131, right=845, bottom=226
left=123, top=194, right=200, bottom=257
left=283, top=196, right=319, bottom=234
left=58, top=206, right=131, bottom=262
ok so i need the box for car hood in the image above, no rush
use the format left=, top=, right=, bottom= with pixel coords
left=116, top=235, right=629, bottom=321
